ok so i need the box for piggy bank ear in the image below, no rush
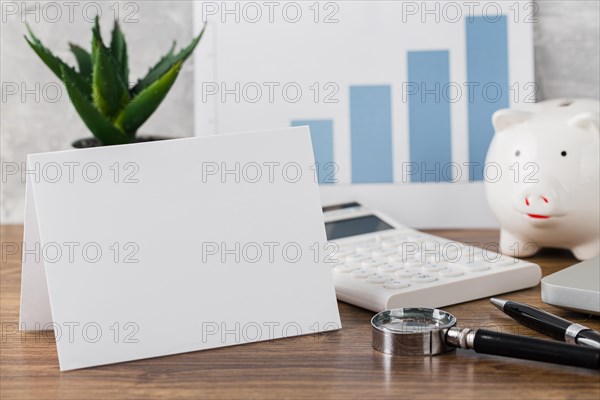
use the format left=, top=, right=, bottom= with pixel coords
left=492, top=109, right=532, bottom=132
left=569, top=112, right=599, bottom=134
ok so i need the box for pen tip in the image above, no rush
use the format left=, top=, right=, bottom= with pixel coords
left=490, top=298, right=508, bottom=311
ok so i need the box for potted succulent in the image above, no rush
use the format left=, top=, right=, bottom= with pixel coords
left=25, top=17, right=204, bottom=148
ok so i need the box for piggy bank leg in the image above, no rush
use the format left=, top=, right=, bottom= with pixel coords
left=571, top=241, right=600, bottom=260
left=499, top=229, right=539, bottom=258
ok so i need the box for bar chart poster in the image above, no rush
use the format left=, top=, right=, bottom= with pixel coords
left=193, top=1, right=535, bottom=228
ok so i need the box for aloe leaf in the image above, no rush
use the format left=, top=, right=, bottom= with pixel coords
left=62, top=65, right=132, bottom=145
left=110, top=20, right=129, bottom=86
left=131, top=24, right=205, bottom=95
left=115, top=61, right=182, bottom=135
left=91, top=15, right=103, bottom=60
left=69, top=43, right=92, bottom=79
left=24, top=25, right=91, bottom=100
left=129, top=41, right=176, bottom=96
left=92, top=35, right=130, bottom=119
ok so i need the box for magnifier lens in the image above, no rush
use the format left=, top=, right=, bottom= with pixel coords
left=375, top=308, right=456, bottom=333
left=380, top=318, right=447, bottom=334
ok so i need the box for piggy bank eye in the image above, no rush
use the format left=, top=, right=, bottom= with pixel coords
left=515, top=150, right=521, bottom=157
left=561, top=151, right=567, bottom=157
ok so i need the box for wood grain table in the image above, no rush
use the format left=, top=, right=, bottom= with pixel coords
left=1, top=225, right=599, bottom=399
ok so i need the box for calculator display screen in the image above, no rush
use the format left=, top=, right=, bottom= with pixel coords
left=325, top=215, right=394, bottom=241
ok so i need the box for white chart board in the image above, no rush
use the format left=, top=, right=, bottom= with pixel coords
left=193, top=1, right=535, bottom=228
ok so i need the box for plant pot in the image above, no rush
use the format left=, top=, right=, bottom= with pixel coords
left=71, top=135, right=174, bottom=149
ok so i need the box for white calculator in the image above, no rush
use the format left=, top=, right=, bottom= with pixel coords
left=323, top=202, right=542, bottom=312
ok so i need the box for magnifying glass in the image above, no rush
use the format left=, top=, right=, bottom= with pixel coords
left=371, top=308, right=600, bottom=370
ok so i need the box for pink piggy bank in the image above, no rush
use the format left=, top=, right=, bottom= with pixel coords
left=485, top=99, right=599, bottom=260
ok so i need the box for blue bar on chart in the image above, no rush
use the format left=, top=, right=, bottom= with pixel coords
left=407, top=50, right=453, bottom=183
left=349, top=85, right=393, bottom=183
left=466, top=16, right=509, bottom=181
left=291, top=120, right=334, bottom=184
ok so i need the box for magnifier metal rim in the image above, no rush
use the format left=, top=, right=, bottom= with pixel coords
left=371, top=308, right=458, bottom=356
left=371, top=308, right=457, bottom=333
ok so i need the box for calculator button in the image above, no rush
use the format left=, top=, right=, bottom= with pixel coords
left=442, top=254, right=462, bottom=264
left=378, top=264, right=405, bottom=274
left=383, top=280, right=411, bottom=290
left=394, top=268, right=421, bottom=278
left=350, top=269, right=375, bottom=279
left=491, top=258, right=516, bottom=267
left=346, top=254, right=371, bottom=263
left=461, top=262, right=490, bottom=272
left=334, top=264, right=360, bottom=273
left=356, top=246, right=380, bottom=254
left=404, top=259, right=426, bottom=268
left=361, top=259, right=386, bottom=269
left=366, top=274, right=390, bottom=284
left=412, top=274, right=437, bottom=284
left=460, top=252, right=484, bottom=263
left=388, top=254, right=411, bottom=263
left=381, top=239, right=402, bottom=249
left=355, top=242, right=378, bottom=253
left=421, top=263, right=447, bottom=273
left=419, top=253, right=441, bottom=263
left=439, top=268, right=464, bottom=278
left=372, top=249, right=397, bottom=258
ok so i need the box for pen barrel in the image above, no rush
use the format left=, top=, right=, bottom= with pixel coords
left=504, top=303, right=570, bottom=341
left=473, top=329, right=600, bottom=370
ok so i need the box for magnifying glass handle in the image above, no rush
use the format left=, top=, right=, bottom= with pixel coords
left=446, top=328, right=600, bottom=369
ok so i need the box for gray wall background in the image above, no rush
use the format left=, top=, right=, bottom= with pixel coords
left=1, top=1, right=599, bottom=223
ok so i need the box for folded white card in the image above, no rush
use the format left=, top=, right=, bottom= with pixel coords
left=19, top=127, right=341, bottom=371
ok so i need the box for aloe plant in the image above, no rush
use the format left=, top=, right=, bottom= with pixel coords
left=25, top=17, right=205, bottom=145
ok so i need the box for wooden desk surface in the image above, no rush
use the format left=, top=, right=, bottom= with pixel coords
left=1, top=225, right=598, bottom=399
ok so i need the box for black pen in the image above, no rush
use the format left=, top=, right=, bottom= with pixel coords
left=490, top=298, right=600, bottom=349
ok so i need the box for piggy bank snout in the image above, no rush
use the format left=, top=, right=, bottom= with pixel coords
left=513, top=182, right=568, bottom=217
